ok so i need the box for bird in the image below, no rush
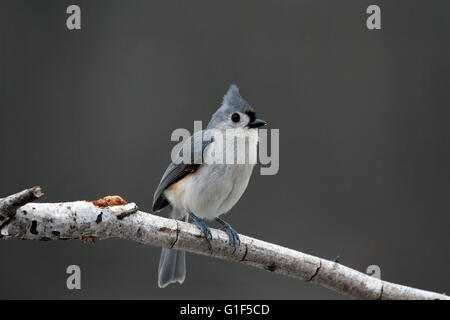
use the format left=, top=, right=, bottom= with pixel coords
left=152, top=84, right=266, bottom=288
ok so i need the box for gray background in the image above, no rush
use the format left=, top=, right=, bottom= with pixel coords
left=0, top=0, right=449, bottom=299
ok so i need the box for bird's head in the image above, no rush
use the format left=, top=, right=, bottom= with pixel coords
left=207, top=84, right=266, bottom=130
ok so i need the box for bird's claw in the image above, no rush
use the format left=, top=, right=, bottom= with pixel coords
left=216, top=218, right=240, bottom=252
left=202, top=227, right=213, bottom=246
left=189, top=212, right=213, bottom=248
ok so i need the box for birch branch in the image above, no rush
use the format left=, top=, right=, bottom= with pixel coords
left=0, top=187, right=447, bottom=300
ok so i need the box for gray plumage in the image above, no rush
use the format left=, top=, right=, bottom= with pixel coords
left=157, top=208, right=186, bottom=288
left=152, top=131, right=214, bottom=212
left=207, top=84, right=255, bottom=129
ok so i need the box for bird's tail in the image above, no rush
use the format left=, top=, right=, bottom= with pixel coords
left=158, top=207, right=187, bottom=288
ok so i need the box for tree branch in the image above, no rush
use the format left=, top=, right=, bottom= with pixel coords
left=0, top=186, right=43, bottom=228
left=0, top=187, right=447, bottom=300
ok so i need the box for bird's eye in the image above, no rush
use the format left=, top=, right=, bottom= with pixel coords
left=231, top=113, right=240, bottom=122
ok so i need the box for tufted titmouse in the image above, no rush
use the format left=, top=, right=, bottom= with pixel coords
left=153, top=84, right=266, bottom=288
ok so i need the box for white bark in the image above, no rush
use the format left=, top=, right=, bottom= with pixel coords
left=0, top=187, right=448, bottom=300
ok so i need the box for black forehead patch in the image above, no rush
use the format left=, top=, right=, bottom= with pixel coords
left=245, top=110, right=256, bottom=122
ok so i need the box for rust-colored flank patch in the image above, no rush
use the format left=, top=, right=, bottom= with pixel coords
left=91, top=195, right=128, bottom=207
left=81, top=235, right=95, bottom=243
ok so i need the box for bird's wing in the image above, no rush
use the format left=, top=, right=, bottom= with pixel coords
left=152, top=130, right=214, bottom=212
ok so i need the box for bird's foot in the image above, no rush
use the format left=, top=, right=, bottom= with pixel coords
left=215, top=218, right=240, bottom=252
left=189, top=212, right=212, bottom=248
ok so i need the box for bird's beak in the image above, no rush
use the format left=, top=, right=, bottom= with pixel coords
left=247, top=118, right=267, bottom=128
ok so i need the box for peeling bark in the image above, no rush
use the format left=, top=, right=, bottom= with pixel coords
left=0, top=187, right=448, bottom=300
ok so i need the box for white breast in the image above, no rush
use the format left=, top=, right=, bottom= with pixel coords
left=165, top=128, right=258, bottom=220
